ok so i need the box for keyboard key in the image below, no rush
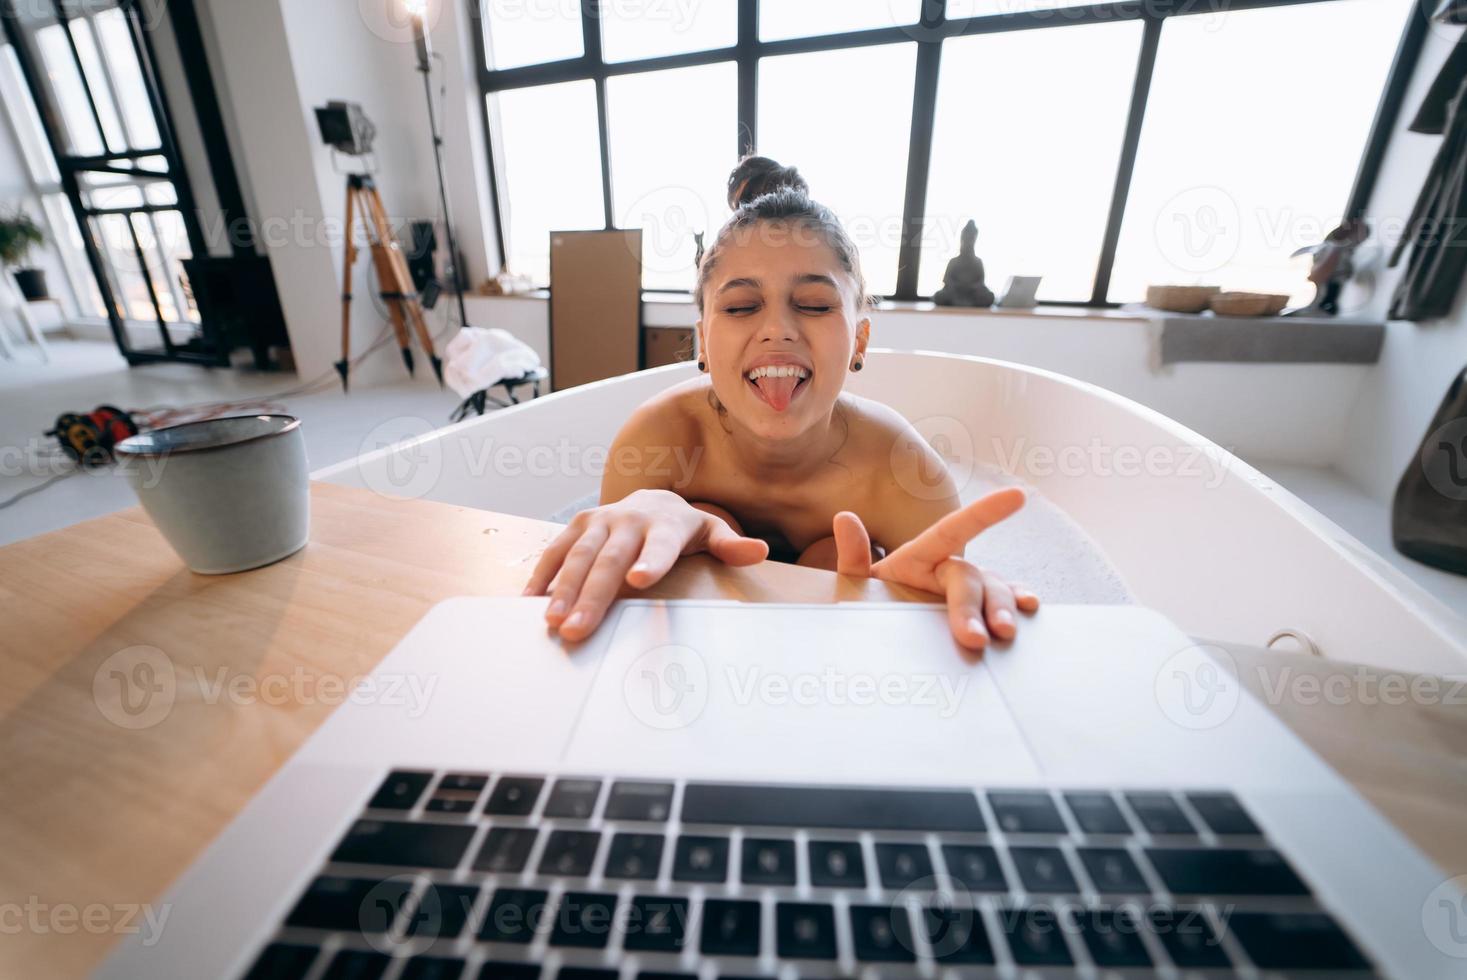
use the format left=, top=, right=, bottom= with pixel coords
left=477, top=963, right=539, bottom=980
left=925, top=903, right=995, bottom=964
left=1063, top=791, right=1131, bottom=835
left=438, top=773, right=488, bottom=792
left=808, top=840, right=865, bottom=888
left=1074, top=909, right=1151, bottom=967
left=1149, top=907, right=1231, bottom=969
left=776, top=902, right=837, bottom=959
left=399, top=957, right=467, bottom=980
left=1187, top=792, right=1262, bottom=836
left=987, top=791, right=1066, bottom=834
left=368, top=770, right=433, bottom=810
left=683, top=783, right=983, bottom=831
left=1126, top=792, right=1196, bottom=835
left=1146, top=847, right=1310, bottom=896
left=1229, top=911, right=1370, bottom=970
left=1078, top=847, right=1148, bottom=893
left=243, top=942, right=318, bottom=980
left=473, top=828, right=538, bottom=874
left=1009, top=846, right=1078, bottom=893
left=543, top=778, right=602, bottom=819
left=550, top=891, right=617, bottom=948
left=636, top=975, right=696, bottom=980
left=331, top=820, right=475, bottom=870
left=478, top=888, right=549, bottom=944
left=321, top=951, right=391, bottom=980
left=484, top=777, right=544, bottom=816
left=997, top=906, right=1073, bottom=966
left=604, top=781, right=674, bottom=821
left=875, top=842, right=933, bottom=889
left=286, top=876, right=410, bottom=933
left=741, top=838, right=796, bottom=885
left=672, top=835, right=729, bottom=883
left=623, top=895, right=690, bottom=952
left=700, top=899, right=761, bottom=956
left=404, top=883, right=479, bottom=940
left=426, top=796, right=475, bottom=814
left=537, top=830, right=601, bottom=877
left=850, top=904, right=916, bottom=962
left=941, top=844, right=1007, bottom=892
left=604, top=833, right=664, bottom=880
left=557, top=971, right=616, bottom=980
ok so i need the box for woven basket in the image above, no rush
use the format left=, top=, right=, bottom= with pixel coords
left=1146, top=285, right=1221, bottom=313
left=1208, top=291, right=1289, bottom=317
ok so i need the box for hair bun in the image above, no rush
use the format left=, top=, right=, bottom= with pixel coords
left=727, top=154, right=809, bottom=210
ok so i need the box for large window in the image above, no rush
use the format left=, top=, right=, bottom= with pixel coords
left=476, top=0, right=1413, bottom=304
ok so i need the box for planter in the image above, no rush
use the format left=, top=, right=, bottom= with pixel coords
left=12, top=268, right=49, bottom=301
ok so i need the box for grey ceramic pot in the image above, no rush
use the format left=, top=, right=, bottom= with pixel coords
left=115, top=415, right=310, bottom=575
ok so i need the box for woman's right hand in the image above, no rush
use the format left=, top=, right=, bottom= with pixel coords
left=523, top=489, right=769, bottom=642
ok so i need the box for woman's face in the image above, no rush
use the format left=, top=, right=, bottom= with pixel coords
left=698, top=226, right=869, bottom=441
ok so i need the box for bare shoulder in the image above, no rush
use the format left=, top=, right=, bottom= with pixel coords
left=837, top=393, right=959, bottom=543
left=601, top=377, right=714, bottom=502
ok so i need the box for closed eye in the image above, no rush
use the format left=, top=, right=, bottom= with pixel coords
left=724, top=304, right=759, bottom=315
left=797, top=304, right=832, bottom=314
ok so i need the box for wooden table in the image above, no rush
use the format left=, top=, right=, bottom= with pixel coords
left=2, top=482, right=1464, bottom=978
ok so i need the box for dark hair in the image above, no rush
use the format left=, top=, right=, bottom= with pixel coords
left=698, top=155, right=869, bottom=313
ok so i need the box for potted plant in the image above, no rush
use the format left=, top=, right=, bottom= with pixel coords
left=0, top=208, right=49, bottom=301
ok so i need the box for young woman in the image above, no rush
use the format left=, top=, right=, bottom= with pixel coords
left=524, top=158, right=1039, bottom=657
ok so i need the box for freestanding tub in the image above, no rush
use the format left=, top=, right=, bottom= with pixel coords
left=319, top=350, right=1467, bottom=675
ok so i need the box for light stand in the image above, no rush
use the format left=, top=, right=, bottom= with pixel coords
left=410, top=7, right=472, bottom=334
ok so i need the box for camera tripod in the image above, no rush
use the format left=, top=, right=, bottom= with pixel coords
left=335, top=173, right=442, bottom=390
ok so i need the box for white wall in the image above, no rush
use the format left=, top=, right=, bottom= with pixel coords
left=1341, top=23, right=1467, bottom=500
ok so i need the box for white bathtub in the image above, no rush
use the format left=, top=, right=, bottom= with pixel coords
left=319, top=350, right=1467, bottom=675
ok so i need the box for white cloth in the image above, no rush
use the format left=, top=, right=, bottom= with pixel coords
left=443, top=327, right=542, bottom=399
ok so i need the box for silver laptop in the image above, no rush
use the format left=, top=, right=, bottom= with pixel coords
left=100, top=598, right=1459, bottom=978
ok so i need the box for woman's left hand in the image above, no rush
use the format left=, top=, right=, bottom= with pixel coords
left=832, top=487, right=1040, bottom=658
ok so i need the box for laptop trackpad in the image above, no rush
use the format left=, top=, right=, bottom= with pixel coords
left=561, top=603, right=1043, bottom=784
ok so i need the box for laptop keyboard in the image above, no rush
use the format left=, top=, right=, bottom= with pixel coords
left=242, top=772, right=1376, bottom=978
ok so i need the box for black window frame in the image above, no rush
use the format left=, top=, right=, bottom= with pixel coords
left=470, top=0, right=1427, bottom=305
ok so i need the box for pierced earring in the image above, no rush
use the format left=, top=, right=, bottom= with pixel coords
left=697, top=360, right=707, bottom=373
left=851, top=359, right=864, bottom=372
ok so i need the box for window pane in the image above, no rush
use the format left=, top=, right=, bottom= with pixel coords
left=758, top=44, right=917, bottom=296
left=131, top=213, right=179, bottom=322
left=1, top=45, right=61, bottom=184
left=1108, top=0, right=1407, bottom=306
left=484, top=0, right=583, bottom=70
left=95, top=7, right=161, bottom=149
left=492, top=80, right=605, bottom=286
left=946, top=0, right=1095, bottom=17
left=95, top=213, right=155, bottom=321
left=68, top=18, right=126, bottom=153
left=601, top=0, right=736, bottom=62
left=608, top=63, right=736, bottom=291
left=42, top=193, right=104, bottom=318
left=921, top=20, right=1141, bottom=300
left=35, top=23, right=104, bottom=156
left=760, top=0, right=921, bottom=40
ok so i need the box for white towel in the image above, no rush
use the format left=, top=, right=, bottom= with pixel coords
left=443, top=327, right=542, bottom=399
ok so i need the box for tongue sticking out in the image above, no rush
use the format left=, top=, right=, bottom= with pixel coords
left=754, top=374, right=801, bottom=411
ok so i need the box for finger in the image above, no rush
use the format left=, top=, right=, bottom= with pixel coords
left=903, top=488, right=1026, bottom=565
left=559, top=525, right=645, bottom=641
left=703, top=517, right=770, bottom=566
left=833, top=511, right=874, bottom=577
left=625, top=523, right=688, bottom=588
left=524, top=524, right=582, bottom=596
left=936, top=558, right=989, bottom=658
left=544, top=523, right=608, bottom=626
left=982, top=573, right=1018, bottom=641
left=1011, top=583, right=1041, bottom=614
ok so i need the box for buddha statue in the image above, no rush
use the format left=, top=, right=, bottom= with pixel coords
left=933, top=220, right=995, bottom=308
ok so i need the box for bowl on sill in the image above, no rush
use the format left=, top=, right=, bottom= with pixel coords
left=1208, top=291, right=1290, bottom=317
left=1145, top=284, right=1221, bottom=313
